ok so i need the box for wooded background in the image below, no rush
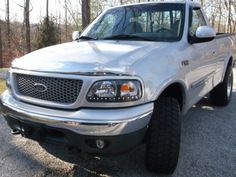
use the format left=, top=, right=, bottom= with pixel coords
left=0, top=0, right=235, bottom=68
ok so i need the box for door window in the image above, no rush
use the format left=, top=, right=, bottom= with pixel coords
left=190, top=8, right=207, bottom=35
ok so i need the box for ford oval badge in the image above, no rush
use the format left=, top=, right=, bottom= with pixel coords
left=33, top=83, right=48, bottom=92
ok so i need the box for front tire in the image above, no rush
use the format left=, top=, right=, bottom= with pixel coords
left=146, top=97, right=181, bottom=174
left=210, top=66, right=233, bottom=106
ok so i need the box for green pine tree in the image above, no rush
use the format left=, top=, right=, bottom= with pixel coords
left=36, top=17, right=58, bottom=49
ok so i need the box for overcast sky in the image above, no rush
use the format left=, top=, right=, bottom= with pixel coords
left=0, top=0, right=76, bottom=23
left=0, top=0, right=119, bottom=24
left=1, top=0, right=232, bottom=24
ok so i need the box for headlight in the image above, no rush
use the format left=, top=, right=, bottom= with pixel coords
left=87, top=80, right=142, bottom=102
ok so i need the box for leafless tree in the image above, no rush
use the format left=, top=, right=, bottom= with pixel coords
left=227, top=0, right=232, bottom=33
left=65, top=0, right=81, bottom=29
left=81, top=0, right=90, bottom=29
left=217, top=0, right=223, bottom=32
left=90, top=0, right=106, bottom=20
left=0, top=19, right=3, bottom=68
left=6, top=0, right=10, bottom=50
left=46, top=0, right=49, bottom=20
left=65, top=0, right=68, bottom=40
left=24, top=0, right=31, bottom=53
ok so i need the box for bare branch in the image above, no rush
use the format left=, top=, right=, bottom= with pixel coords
left=12, top=0, right=24, bottom=8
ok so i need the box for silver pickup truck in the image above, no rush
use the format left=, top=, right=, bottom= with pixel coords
left=1, top=0, right=236, bottom=174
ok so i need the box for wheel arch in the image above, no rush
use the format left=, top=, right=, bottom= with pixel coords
left=222, top=56, right=234, bottom=83
left=154, top=81, right=187, bottom=112
left=227, top=57, right=233, bottom=68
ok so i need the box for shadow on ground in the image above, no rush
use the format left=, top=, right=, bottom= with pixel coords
left=1, top=92, right=236, bottom=177
left=36, top=92, right=236, bottom=177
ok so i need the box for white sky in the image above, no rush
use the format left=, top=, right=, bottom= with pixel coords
left=0, top=0, right=234, bottom=24
left=0, top=0, right=71, bottom=23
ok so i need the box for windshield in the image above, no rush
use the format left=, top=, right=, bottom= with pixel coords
left=81, top=3, right=185, bottom=42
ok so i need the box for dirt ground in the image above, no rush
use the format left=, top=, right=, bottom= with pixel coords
left=0, top=70, right=236, bottom=177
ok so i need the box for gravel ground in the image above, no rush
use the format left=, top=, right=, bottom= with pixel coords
left=0, top=70, right=236, bottom=177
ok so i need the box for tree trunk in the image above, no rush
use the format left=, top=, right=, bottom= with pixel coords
left=46, top=0, right=49, bottom=20
left=6, top=0, right=10, bottom=50
left=0, top=20, right=3, bottom=68
left=218, top=0, right=222, bottom=32
left=24, top=0, right=31, bottom=53
left=120, top=0, right=123, bottom=5
left=58, top=5, right=62, bottom=43
left=228, top=0, right=232, bottom=33
left=81, top=0, right=90, bottom=29
left=211, top=15, right=215, bottom=29
left=65, top=0, right=68, bottom=41
left=225, top=0, right=232, bottom=33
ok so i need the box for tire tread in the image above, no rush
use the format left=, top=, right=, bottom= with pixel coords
left=146, top=97, right=180, bottom=174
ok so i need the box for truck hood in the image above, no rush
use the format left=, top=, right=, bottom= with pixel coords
left=12, top=40, right=169, bottom=75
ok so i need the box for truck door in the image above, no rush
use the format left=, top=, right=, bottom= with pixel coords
left=187, top=7, right=217, bottom=106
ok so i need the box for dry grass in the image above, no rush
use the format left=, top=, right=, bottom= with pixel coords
left=0, top=79, right=6, bottom=94
left=0, top=68, right=8, bottom=94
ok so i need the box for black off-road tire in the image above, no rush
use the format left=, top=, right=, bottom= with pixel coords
left=210, top=66, right=233, bottom=106
left=146, top=97, right=181, bottom=174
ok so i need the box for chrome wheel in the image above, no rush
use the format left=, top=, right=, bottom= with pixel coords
left=210, top=66, right=233, bottom=106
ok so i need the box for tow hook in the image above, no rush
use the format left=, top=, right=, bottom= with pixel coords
left=11, top=129, right=21, bottom=135
left=10, top=124, right=22, bottom=135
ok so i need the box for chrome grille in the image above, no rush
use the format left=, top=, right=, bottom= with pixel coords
left=15, top=74, right=83, bottom=104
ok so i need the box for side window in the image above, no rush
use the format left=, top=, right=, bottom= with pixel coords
left=190, top=8, right=207, bottom=35
left=152, top=11, right=171, bottom=31
left=134, top=12, right=147, bottom=32
left=130, top=10, right=183, bottom=36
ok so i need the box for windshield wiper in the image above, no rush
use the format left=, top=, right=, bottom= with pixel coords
left=101, top=34, right=154, bottom=41
left=79, top=36, right=97, bottom=40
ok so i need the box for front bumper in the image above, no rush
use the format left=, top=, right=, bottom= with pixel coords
left=0, top=91, right=153, bottom=154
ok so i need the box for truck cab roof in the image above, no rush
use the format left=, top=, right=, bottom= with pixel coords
left=113, top=0, right=201, bottom=8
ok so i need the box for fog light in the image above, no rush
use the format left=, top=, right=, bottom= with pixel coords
left=96, top=139, right=105, bottom=149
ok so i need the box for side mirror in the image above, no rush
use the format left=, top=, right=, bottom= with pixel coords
left=196, top=26, right=216, bottom=39
left=72, top=31, right=80, bottom=41
left=190, top=26, right=216, bottom=44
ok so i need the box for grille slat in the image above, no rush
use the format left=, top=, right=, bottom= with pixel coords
left=15, top=74, right=83, bottom=104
